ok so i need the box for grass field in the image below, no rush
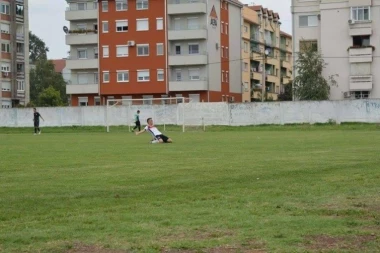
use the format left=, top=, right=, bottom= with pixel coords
left=0, top=125, right=379, bottom=253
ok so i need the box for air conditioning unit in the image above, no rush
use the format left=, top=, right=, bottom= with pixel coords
left=348, top=19, right=355, bottom=25
left=127, top=41, right=135, bottom=46
left=344, top=92, right=351, bottom=98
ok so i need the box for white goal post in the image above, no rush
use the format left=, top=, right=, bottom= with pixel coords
left=105, top=97, right=193, bottom=133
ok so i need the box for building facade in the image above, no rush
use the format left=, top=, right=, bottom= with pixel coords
left=65, top=0, right=243, bottom=106
left=0, top=0, right=29, bottom=108
left=242, top=5, right=293, bottom=102
left=292, top=0, right=379, bottom=100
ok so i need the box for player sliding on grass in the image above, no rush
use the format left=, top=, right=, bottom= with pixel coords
left=135, top=118, right=173, bottom=144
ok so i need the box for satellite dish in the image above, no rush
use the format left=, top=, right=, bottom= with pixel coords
left=264, top=48, right=271, bottom=56
left=63, top=26, right=69, bottom=34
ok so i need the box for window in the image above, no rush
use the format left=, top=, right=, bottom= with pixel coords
left=222, top=71, right=225, bottom=82
left=226, top=71, right=229, bottom=82
left=137, top=0, right=148, bottom=10
left=78, top=97, right=88, bottom=107
left=221, top=22, right=224, bottom=33
left=17, top=63, right=24, bottom=73
left=225, top=47, right=229, bottom=58
left=116, top=20, right=128, bottom=32
left=299, top=15, right=318, bottom=27
left=175, top=45, right=181, bottom=55
left=244, top=25, right=248, bottom=33
left=1, top=23, right=10, bottom=34
left=116, top=0, right=128, bottom=11
left=0, top=3, right=10, bottom=15
left=351, top=6, right=370, bottom=21
left=137, top=44, right=149, bottom=56
left=1, top=101, right=11, bottom=108
left=225, top=23, right=228, bottom=34
left=136, top=19, right=149, bottom=31
left=95, top=72, right=99, bottom=84
left=352, top=91, right=370, bottom=99
left=95, top=97, right=101, bottom=106
left=102, top=21, right=109, bottom=33
left=174, top=18, right=181, bottom=30
left=117, top=71, right=129, bottom=82
left=17, top=43, right=24, bottom=54
left=299, top=40, right=318, bottom=52
left=176, top=69, right=182, bottom=81
left=103, top=71, right=109, bottom=83
left=137, top=70, right=150, bottom=81
left=143, top=95, right=153, bottom=105
left=102, top=1, right=108, bottom=12
left=77, top=3, right=86, bottom=11
left=156, top=18, right=163, bottom=30
left=103, top=46, right=109, bottom=57
left=77, top=23, right=87, bottom=31
left=116, top=45, right=129, bottom=57
left=221, top=46, right=224, bottom=57
left=16, top=5, right=24, bottom=16
left=77, top=49, right=87, bottom=59
left=188, top=44, right=199, bottom=54
left=1, top=43, right=10, bottom=53
left=244, top=42, right=248, bottom=52
left=157, top=69, right=164, bottom=81
left=353, top=35, right=370, bottom=47
left=2, top=81, right=10, bottom=91
left=188, top=17, right=199, bottom=30
left=189, top=69, right=200, bottom=81
left=94, top=47, right=98, bottom=59
left=1, top=63, right=10, bottom=72
left=156, top=43, right=164, bottom=55
left=244, top=62, right=248, bottom=72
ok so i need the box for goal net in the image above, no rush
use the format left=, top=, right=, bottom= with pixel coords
left=105, top=97, right=203, bottom=133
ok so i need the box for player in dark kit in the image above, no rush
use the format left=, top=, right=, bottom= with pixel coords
left=33, top=108, right=44, bottom=135
left=132, top=110, right=141, bottom=132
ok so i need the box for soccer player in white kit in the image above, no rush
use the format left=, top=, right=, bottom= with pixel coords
left=135, top=118, right=173, bottom=143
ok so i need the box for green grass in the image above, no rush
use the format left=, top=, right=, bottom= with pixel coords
left=0, top=125, right=379, bottom=252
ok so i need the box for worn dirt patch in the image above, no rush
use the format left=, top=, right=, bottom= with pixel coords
left=66, top=243, right=128, bottom=253
left=305, top=234, right=377, bottom=251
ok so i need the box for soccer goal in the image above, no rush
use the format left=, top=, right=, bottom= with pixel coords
left=105, top=97, right=198, bottom=133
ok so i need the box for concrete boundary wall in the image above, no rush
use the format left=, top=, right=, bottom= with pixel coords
left=1, top=100, right=380, bottom=127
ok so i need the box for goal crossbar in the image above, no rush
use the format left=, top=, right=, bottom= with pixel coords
left=105, top=97, right=190, bottom=133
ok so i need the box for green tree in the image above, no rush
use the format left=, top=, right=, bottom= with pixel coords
left=293, top=45, right=337, bottom=100
left=29, top=31, right=49, bottom=64
left=38, top=86, right=63, bottom=107
left=278, top=81, right=293, bottom=101
left=30, top=60, right=68, bottom=105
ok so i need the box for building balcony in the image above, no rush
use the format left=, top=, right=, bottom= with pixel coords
left=66, top=59, right=98, bottom=70
left=266, top=74, right=278, bottom=84
left=349, top=20, right=372, bottom=36
left=281, top=75, right=291, bottom=84
left=169, top=78, right=208, bottom=91
left=349, top=75, right=372, bottom=91
left=266, top=57, right=278, bottom=66
left=66, top=84, right=99, bottom=95
left=251, top=50, right=262, bottom=60
left=251, top=71, right=262, bottom=81
left=169, top=53, right=207, bottom=66
left=168, top=27, right=207, bottom=40
left=65, top=6, right=97, bottom=21
left=281, top=59, right=292, bottom=69
left=66, top=32, right=98, bottom=45
left=348, top=47, right=373, bottom=63
left=168, top=0, right=206, bottom=15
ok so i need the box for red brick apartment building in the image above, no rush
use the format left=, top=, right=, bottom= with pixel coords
left=65, top=0, right=243, bottom=106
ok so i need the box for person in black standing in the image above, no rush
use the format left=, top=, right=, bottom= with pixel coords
left=33, top=108, right=44, bottom=135
left=132, top=110, right=141, bottom=132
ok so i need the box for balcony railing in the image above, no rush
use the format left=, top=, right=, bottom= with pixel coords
left=170, top=76, right=207, bottom=82
left=66, top=4, right=97, bottom=11
left=169, top=51, right=207, bottom=56
left=169, top=25, right=207, bottom=31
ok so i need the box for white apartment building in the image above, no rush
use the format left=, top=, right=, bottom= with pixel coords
left=65, top=0, right=99, bottom=102
left=292, top=0, right=380, bottom=100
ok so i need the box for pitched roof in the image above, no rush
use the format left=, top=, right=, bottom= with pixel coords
left=51, top=59, right=66, bottom=73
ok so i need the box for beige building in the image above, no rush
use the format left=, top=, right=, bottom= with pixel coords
left=242, top=5, right=293, bottom=102
left=292, top=0, right=379, bottom=100
left=0, top=0, right=29, bottom=108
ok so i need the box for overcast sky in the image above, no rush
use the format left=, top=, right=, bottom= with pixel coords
left=29, top=0, right=292, bottom=60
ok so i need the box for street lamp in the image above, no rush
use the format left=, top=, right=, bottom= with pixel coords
left=262, top=48, right=271, bottom=102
